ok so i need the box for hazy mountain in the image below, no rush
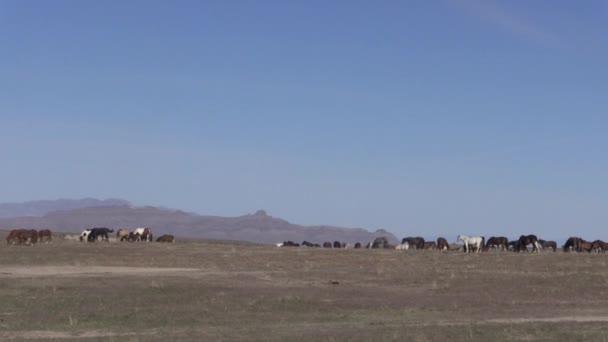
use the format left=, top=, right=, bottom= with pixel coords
left=0, top=204, right=398, bottom=245
left=0, top=198, right=131, bottom=218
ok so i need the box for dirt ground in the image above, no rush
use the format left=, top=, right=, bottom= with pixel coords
left=1, top=234, right=608, bottom=341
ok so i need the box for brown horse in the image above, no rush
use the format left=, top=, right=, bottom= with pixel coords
left=6, top=229, right=38, bottom=245
left=423, top=241, right=436, bottom=250
left=579, top=240, right=593, bottom=253
left=116, top=228, right=130, bottom=241
left=156, top=235, right=175, bottom=243
left=591, top=240, right=608, bottom=253
left=37, top=229, right=52, bottom=243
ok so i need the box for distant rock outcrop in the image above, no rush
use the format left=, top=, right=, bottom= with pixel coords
left=0, top=202, right=399, bottom=245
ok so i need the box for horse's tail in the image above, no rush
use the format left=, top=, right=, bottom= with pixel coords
left=481, top=236, right=485, bottom=251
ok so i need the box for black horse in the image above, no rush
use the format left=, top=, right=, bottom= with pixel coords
left=87, top=227, right=114, bottom=242
left=538, top=239, right=557, bottom=252
left=486, top=236, right=509, bottom=251
left=401, top=237, right=425, bottom=250
left=516, top=234, right=539, bottom=253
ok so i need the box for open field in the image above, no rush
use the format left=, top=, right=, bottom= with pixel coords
left=1, top=234, right=608, bottom=341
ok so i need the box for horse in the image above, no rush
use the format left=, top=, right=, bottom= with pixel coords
left=371, top=237, right=389, bottom=249
left=354, top=242, right=362, bottom=249
left=423, top=241, right=436, bottom=250
left=579, top=240, right=593, bottom=253
left=87, top=228, right=114, bottom=242
left=37, top=229, right=52, bottom=243
left=395, top=242, right=409, bottom=250
left=436, top=237, right=449, bottom=251
left=538, top=239, right=557, bottom=252
left=401, top=237, right=425, bottom=250
left=301, top=241, right=314, bottom=247
left=591, top=240, right=608, bottom=253
left=507, top=240, right=518, bottom=251
left=486, top=236, right=508, bottom=251
left=333, top=241, right=344, bottom=248
left=156, top=235, right=175, bottom=243
left=516, top=235, right=540, bottom=253
left=6, top=229, right=37, bottom=245
left=323, top=242, right=332, bottom=248
left=134, top=227, right=153, bottom=242
left=457, top=235, right=484, bottom=253
left=80, top=229, right=92, bottom=242
left=563, top=237, right=582, bottom=252
left=116, top=229, right=130, bottom=241
left=127, top=232, right=141, bottom=242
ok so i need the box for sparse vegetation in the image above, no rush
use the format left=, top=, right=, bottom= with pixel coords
left=1, top=236, right=608, bottom=341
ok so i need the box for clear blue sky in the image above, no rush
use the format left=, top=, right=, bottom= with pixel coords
left=1, top=1, right=607, bottom=242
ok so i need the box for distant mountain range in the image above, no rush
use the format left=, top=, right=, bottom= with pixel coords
left=0, top=198, right=130, bottom=218
left=0, top=199, right=398, bottom=245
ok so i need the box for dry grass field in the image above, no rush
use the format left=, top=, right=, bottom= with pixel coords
left=1, top=233, right=608, bottom=341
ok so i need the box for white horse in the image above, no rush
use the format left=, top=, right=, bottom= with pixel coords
left=395, top=242, right=409, bottom=250
left=457, top=235, right=484, bottom=253
left=134, top=227, right=153, bottom=242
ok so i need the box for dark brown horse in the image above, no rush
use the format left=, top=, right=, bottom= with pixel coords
left=423, top=241, right=436, bottom=250
left=563, top=237, right=582, bottom=252
left=156, top=235, right=175, bottom=243
left=538, top=239, right=557, bottom=252
left=436, top=237, right=449, bottom=251
left=486, top=236, right=508, bottom=251
left=37, top=229, right=52, bottom=243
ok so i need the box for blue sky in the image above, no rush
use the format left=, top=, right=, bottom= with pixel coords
left=1, top=1, right=607, bottom=242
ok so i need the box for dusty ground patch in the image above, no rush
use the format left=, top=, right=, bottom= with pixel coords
left=1, top=237, right=608, bottom=341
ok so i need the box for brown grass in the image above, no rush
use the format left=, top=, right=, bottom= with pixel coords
left=1, top=233, right=608, bottom=341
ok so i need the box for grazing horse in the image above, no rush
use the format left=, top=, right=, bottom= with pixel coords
left=354, top=242, right=362, bottom=249
left=563, top=237, right=582, bottom=252
left=333, top=241, right=343, bottom=248
left=37, top=229, right=52, bottom=243
left=423, top=241, right=436, bottom=250
left=87, top=228, right=114, bottom=242
left=323, top=242, right=332, bottom=248
left=436, top=237, right=449, bottom=251
left=516, top=235, right=540, bottom=253
left=302, top=241, right=314, bottom=247
left=80, top=229, right=92, bottom=242
left=371, top=237, right=389, bottom=249
left=134, top=227, right=153, bottom=242
left=6, top=229, right=37, bottom=245
left=457, top=235, right=484, bottom=253
left=395, top=242, right=409, bottom=250
left=282, top=241, right=299, bottom=247
left=156, top=235, right=175, bottom=243
left=127, top=232, right=141, bottom=242
left=401, top=237, right=425, bottom=250
left=538, top=239, right=557, bottom=252
left=116, top=229, right=130, bottom=241
left=486, top=236, right=508, bottom=251
left=591, top=240, right=608, bottom=253
left=579, top=240, right=593, bottom=253
left=507, top=240, right=518, bottom=251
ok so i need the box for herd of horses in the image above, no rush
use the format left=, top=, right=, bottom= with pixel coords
left=5, top=228, right=607, bottom=254
left=279, top=234, right=608, bottom=253
left=4, top=227, right=175, bottom=245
